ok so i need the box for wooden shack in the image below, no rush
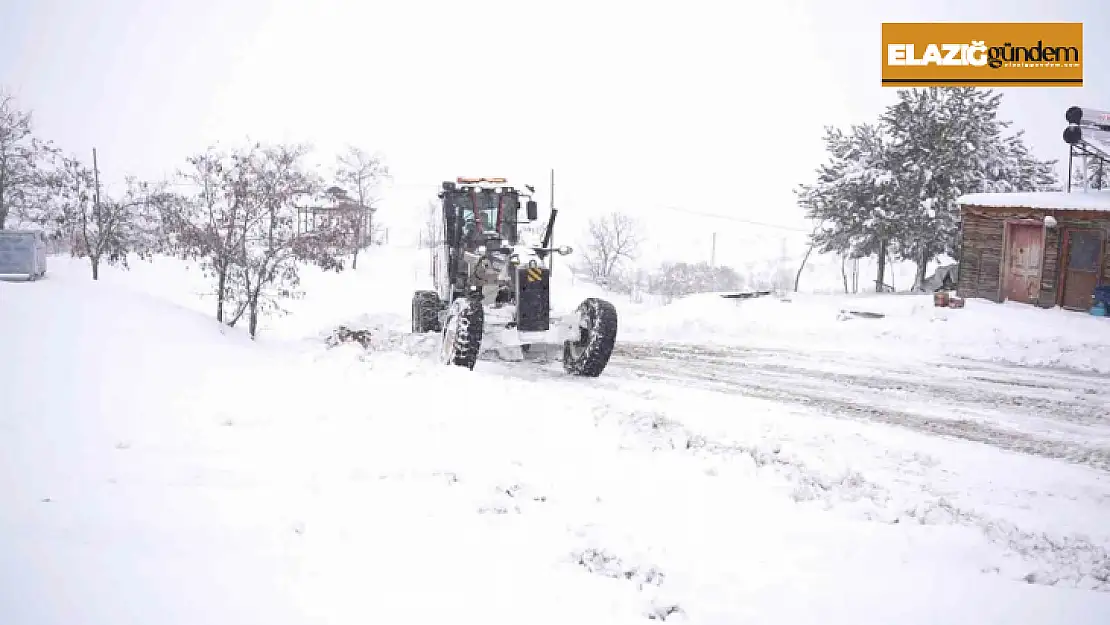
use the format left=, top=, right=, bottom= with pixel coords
left=956, top=190, right=1110, bottom=310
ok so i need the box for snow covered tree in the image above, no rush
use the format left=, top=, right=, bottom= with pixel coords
left=334, top=146, right=388, bottom=269
left=1091, top=158, right=1109, bottom=190
left=881, top=88, right=1058, bottom=289
left=796, top=123, right=897, bottom=292
left=649, top=261, right=744, bottom=301
left=605, top=265, right=649, bottom=301
left=988, top=130, right=1059, bottom=193
left=880, top=88, right=968, bottom=289
left=0, top=90, right=56, bottom=230
left=1073, top=157, right=1109, bottom=190
left=801, top=88, right=1058, bottom=292
left=580, top=211, right=643, bottom=282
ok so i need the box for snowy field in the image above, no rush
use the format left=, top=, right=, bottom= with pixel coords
left=2, top=247, right=1110, bottom=624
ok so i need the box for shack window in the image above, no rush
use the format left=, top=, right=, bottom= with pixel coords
left=1068, top=231, right=1103, bottom=272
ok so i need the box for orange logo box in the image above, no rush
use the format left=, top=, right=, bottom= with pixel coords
left=881, top=22, right=1083, bottom=87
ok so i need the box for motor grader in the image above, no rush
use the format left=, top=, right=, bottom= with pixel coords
left=411, top=177, right=617, bottom=376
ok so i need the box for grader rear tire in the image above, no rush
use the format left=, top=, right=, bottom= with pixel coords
left=440, top=297, right=484, bottom=370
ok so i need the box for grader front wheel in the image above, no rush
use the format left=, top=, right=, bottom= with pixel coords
left=563, top=297, right=618, bottom=377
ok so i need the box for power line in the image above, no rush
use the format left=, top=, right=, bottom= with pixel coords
left=655, top=205, right=811, bottom=233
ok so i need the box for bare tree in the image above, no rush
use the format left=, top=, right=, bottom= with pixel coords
left=794, top=223, right=822, bottom=292
left=44, top=155, right=92, bottom=251
left=0, top=90, right=55, bottom=230
left=237, top=143, right=344, bottom=337
left=421, top=198, right=439, bottom=248
left=171, top=145, right=258, bottom=323
left=580, top=211, right=642, bottom=282
left=117, top=177, right=177, bottom=259
left=164, top=142, right=345, bottom=337
left=334, top=146, right=388, bottom=269
left=49, top=155, right=146, bottom=280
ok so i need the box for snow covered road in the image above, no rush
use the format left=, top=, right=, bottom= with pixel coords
left=607, top=342, right=1110, bottom=470
left=475, top=342, right=1110, bottom=597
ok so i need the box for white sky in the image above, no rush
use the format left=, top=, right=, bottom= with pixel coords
left=2, top=0, right=1107, bottom=269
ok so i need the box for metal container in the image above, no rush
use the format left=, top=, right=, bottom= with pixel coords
left=0, top=230, right=48, bottom=280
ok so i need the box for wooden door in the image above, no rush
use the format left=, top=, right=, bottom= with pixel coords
left=1003, top=223, right=1044, bottom=303
left=1061, top=229, right=1105, bottom=310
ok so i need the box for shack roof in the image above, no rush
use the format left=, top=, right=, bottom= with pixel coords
left=957, top=190, right=1110, bottom=212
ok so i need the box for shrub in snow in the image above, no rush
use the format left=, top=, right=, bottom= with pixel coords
left=325, top=325, right=373, bottom=349
left=646, top=603, right=686, bottom=621
left=648, top=261, right=746, bottom=303
left=572, top=548, right=665, bottom=590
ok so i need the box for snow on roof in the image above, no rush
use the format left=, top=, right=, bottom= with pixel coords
left=957, top=190, right=1110, bottom=212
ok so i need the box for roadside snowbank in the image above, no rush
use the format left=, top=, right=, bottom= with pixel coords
left=623, top=291, right=1110, bottom=373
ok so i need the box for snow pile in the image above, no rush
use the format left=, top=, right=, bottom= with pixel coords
left=623, top=291, right=1110, bottom=373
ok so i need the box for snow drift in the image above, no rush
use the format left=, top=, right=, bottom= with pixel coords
left=623, top=290, right=1110, bottom=373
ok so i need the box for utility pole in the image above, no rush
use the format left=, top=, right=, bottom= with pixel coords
left=92, top=148, right=101, bottom=208
left=710, top=232, right=716, bottom=267
left=89, top=147, right=102, bottom=279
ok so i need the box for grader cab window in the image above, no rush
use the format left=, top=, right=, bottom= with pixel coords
left=451, top=188, right=519, bottom=242
left=473, top=193, right=497, bottom=232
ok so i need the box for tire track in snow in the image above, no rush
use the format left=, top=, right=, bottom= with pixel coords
left=534, top=342, right=1110, bottom=592
left=580, top=375, right=1110, bottom=593
left=610, top=342, right=1110, bottom=471
left=341, top=334, right=1110, bottom=590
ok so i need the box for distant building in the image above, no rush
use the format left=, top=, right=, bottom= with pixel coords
left=297, top=191, right=375, bottom=247
left=955, top=190, right=1110, bottom=310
